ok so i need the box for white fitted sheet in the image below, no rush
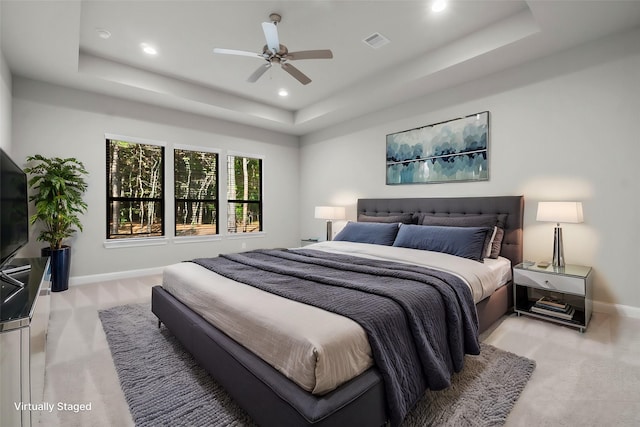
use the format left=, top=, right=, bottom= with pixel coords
left=161, top=241, right=511, bottom=395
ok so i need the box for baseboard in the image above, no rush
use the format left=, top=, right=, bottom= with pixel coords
left=70, top=266, right=164, bottom=286
left=593, top=300, right=640, bottom=320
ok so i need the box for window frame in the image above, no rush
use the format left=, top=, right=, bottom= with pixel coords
left=104, top=136, right=266, bottom=248
left=105, top=134, right=166, bottom=243
left=173, top=144, right=220, bottom=240
left=226, top=151, right=264, bottom=236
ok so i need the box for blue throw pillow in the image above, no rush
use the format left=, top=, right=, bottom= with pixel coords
left=334, top=222, right=400, bottom=246
left=392, top=224, right=491, bottom=262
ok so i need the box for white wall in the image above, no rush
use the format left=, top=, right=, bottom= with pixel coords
left=300, top=28, right=640, bottom=309
left=0, top=0, right=12, bottom=153
left=12, top=78, right=300, bottom=278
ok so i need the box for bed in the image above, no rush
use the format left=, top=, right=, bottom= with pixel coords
left=152, top=196, right=524, bottom=427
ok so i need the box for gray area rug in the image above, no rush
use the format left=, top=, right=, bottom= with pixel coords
left=99, top=303, right=535, bottom=427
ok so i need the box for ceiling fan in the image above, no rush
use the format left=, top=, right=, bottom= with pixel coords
left=213, top=13, right=333, bottom=85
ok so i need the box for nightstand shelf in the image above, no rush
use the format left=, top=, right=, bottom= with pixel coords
left=513, top=263, right=593, bottom=332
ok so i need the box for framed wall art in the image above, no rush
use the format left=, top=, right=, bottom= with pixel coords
left=386, top=111, right=489, bottom=185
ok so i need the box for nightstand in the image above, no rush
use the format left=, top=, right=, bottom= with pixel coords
left=300, top=239, right=320, bottom=247
left=513, top=263, right=593, bottom=332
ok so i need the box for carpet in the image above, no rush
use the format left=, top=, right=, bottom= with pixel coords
left=99, top=303, right=535, bottom=427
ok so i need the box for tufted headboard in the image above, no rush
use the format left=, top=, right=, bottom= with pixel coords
left=357, top=196, right=524, bottom=266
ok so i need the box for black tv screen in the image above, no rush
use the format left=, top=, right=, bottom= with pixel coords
left=0, top=149, right=29, bottom=268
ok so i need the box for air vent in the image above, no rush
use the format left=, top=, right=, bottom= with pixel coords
left=363, top=32, right=390, bottom=49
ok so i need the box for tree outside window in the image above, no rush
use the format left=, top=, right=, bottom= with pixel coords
left=174, top=148, right=218, bottom=236
left=106, top=139, right=164, bottom=239
left=227, top=155, right=262, bottom=233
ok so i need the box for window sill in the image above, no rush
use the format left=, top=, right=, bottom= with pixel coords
left=174, top=235, right=223, bottom=244
left=103, top=237, right=169, bottom=249
left=225, top=232, right=266, bottom=240
left=103, top=233, right=265, bottom=248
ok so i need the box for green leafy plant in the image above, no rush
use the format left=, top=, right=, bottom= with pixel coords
left=24, top=155, right=89, bottom=250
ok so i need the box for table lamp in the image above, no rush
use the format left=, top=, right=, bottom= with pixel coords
left=536, top=201, right=583, bottom=267
left=314, top=206, right=346, bottom=241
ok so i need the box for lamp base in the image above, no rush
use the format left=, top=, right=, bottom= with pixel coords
left=326, top=220, right=333, bottom=241
left=552, top=225, right=565, bottom=267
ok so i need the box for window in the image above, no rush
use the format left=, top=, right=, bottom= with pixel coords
left=174, top=148, right=218, bottom=237
left=227, top=155, right=262, bottom=234
left=106, top=138, right=164, bottom=239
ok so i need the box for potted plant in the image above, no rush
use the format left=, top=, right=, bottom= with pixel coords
left=24, top=155, right=88, bottom=292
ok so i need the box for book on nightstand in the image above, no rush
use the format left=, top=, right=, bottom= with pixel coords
left=531, top=297, right=576, bottom=320
left=531, top=305, right=576, bottom=320
left=535, top=296, right=568, bottom=310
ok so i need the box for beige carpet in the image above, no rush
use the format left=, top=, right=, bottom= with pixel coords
left=39, top=277, right=640, bottom=426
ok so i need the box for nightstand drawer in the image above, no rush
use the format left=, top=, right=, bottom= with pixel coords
left=514, top=269, right=585, bottom=296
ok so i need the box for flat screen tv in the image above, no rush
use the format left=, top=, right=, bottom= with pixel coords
left=0, top=148, right=29, bottom=269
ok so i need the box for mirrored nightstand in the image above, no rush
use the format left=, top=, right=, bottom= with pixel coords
left=300, top=239, right=320, bottom=247
left=513, top=263, right=593, bottom=332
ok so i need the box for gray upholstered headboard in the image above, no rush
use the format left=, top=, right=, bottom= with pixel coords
left=357, top=196, right=524, bottom=266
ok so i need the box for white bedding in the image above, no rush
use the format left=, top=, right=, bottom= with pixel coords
left=161, top=241, right=511, bottom=395
left=308, top=241, right=512, bottom=302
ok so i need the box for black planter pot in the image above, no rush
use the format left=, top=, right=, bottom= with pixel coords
left=41, top=246, right=71, bottom=292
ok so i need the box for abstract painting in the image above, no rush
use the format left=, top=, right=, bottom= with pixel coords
left=386, top=111, right=489, bottom=184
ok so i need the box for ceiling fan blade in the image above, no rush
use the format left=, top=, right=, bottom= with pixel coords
left=285, top=50, right=333, bottom=60
left=261, top=22, right=280, bottom=53
left=282, top=63, right=311, bottom=85
left=213, top=48, right=262, bottom=59
left=247, top=63, right=272, bottom=83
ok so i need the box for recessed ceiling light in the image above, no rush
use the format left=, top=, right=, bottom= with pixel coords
left=140, top=43, right=157, bottom=55
left=432, top=0, right=447, bottom=13
left=278, top=89, right=288, bottom=97
left=96, top=28, right=111, bottom=39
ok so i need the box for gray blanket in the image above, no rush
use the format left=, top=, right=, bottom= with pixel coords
left=192, top=249, right=480, bottom=427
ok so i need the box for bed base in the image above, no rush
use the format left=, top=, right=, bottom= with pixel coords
left=151, top=282, right=512, bottom=427
left=477, top=283, right=513, bottom=334
left=152, top=285, right=387, bottom=427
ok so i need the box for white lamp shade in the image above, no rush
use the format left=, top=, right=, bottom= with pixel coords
left=536, top=202, right=584, bottom=223
left=314, top=206, right=346, bottom=220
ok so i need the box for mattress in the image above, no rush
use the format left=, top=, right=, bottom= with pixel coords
left=161, top=241, right=511, bottom=395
